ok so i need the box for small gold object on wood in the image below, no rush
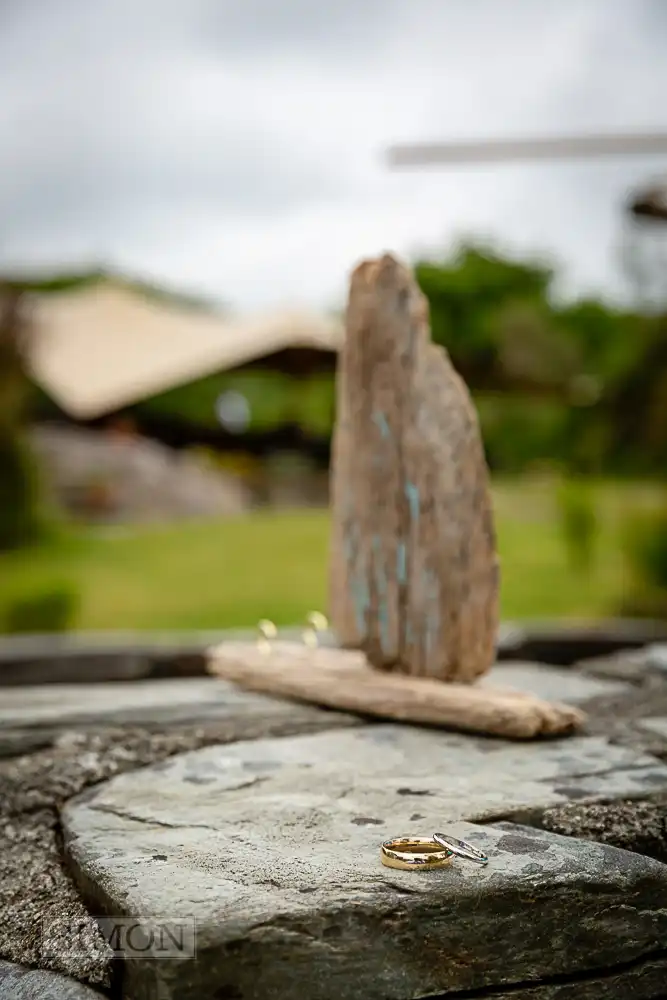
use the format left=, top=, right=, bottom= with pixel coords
left=256, top=619, right=277, bottom=655
left=302, top=611, right=329, bottom=649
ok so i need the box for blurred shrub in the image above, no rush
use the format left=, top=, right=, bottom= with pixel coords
left=0, top=582, right=78, bottom=634
left=0, top=433, right=51, bottom=551
left=556, top=477, right=598, bottom=574
left=619, top=506, right=667, bottom=617
left=476, top=394, right=567, bottom=473
left=0, top=288, right=54, bottom=552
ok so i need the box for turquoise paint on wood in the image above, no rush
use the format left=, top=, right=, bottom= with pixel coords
left=396, top=542, right=407, bottom=583
left=423, top=567, right=441, bottom=667
left=378, top=599, right=390, bottom=654
left=405, top=481, right=420, bottom=522
left=351, top=572, right=370, bottom=638
left=372, top=411, right=391, bottom=439
left=343, top=518, right=369, bottom=638
left=371, top=534, right=390, bottom=653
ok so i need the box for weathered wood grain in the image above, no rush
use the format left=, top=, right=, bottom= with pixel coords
left=207, top=642, right=585, bottom=738
left=330, top=254, right=499, bottom=681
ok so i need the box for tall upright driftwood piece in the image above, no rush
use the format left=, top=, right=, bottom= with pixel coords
left=330, top=253, right=499, bottom=682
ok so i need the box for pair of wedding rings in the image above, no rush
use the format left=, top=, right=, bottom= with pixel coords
left=380, top=832, right=488, bottom=871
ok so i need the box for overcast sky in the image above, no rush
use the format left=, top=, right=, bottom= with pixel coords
left=0, top=0, right=666, bottom=313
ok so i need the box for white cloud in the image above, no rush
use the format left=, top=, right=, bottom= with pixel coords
left=0, top=0, right=665, bottom=311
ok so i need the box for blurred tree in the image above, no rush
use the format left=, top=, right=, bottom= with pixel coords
left=0, top=286, right=46, bottom=550
left=415, top=243, right=555, bottom=392
left=415, top=240, right=666, bottom=476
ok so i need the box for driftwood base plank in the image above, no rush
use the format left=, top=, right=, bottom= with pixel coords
left=207, top=642, right=585, bottom=739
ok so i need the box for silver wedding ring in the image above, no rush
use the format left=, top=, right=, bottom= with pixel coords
left=432, top=832, right=488, bottom=865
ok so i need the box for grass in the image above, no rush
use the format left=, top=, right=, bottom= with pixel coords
left=0, top=477, right=663, bottom=632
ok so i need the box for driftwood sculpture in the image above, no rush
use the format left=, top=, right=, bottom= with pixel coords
left=208, top=254, right=585, bottom=738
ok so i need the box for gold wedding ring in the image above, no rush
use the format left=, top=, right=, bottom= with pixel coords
left=380, top=837, right=453, bottom=871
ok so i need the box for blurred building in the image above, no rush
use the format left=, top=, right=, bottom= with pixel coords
left=23, top=276, right=343, bottom=467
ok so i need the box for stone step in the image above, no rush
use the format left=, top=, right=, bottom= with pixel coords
left=0, top=658, right=629, bottom=738
left=3, top=620, right=667, bottom=687
left=0, top=677, right=360, bottom=757
left=61, top=724, right=667, bottom=999
left=422, top=954, right=667, bottom=1000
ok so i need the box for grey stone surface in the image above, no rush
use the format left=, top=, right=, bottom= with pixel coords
left=580, top=643, right=667, bottom=683
left=0, top=702, right=357, bottom=984
left=3, top=637, right=667, bottom=998
left=0, top=677, right=358, bottom=742
left=479, top=660, right=630, bottom=703
left=0, top=730, right=54, bottom=759
left=62, top=725, right=667, bottom=835
left=623, top=643, right=667, bottom=675
left=638, top=717, right=667, bottom=740
left=0, top=631, right=216, bottom=686
left=0, top=629, right=339, bottom=686
left=577, top=653, right=649, bottom=683
left=645, top=643, right=667, bottom=673
left=62, top=725, right=667, bottom=999
left=0, top=661, right=630, bottom=740
left=497, top=619, right=667, bottom=665
left=574, top=684, right=667, bottom=756
left=424, top=956, right=667, bottom=999
left=1, top=622, right=662, bottom=687
left=0, top=960, right=104, bottom=999
left=0, top=803, right=113, bottom=989
left=540, top=798, right=667, bottom=863
left=0, top=656, right=636, bottom=762
left=64, top=811, right=667, bottom=1000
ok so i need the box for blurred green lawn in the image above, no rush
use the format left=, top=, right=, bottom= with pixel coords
left=0, top=477, right=661, bottom=631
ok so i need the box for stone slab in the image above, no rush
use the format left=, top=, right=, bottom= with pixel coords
left=62, top=725, right=667, bottom=999
left=0, top=658, right=632, bottom=759
left=0, top=629, right=339, bottom=686
left=498, top=619, right=667, bottom=666
left=0, top=730, right=54, bottom=759
left=479, top=661, right=630, bottom=703
left=540, top=798, right=667, bottom=864
left=0, top=960, right=103, bottom=999
left=0, top=632, right=215, bottom=686
left=1, top=621, right=666, bottom=688
left=1, top=660, right=629, bottom=737
left=62, top=725, right=667, bottom=834
left=579, top=643, right=667, bottom=684
left=424, top=956, right=667, bottom=1000
left=637, top=716, right=667, bottom=740
left=630, top=644, right=667, bottom=676
left=0, top=677, right=359, bottom=737
left=0, top=720, right=354, bottom=986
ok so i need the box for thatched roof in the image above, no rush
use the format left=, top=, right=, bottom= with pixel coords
left=26, top=283, right=343, bottom=419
